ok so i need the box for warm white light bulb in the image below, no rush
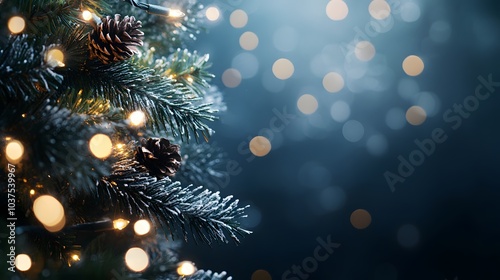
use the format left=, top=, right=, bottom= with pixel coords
left=125, top=247, right=149, bottom=272
left=5, top=139, right=24, bottom=163
left=15, top=254, right=32, bottom=271
left=177, top=261, right=196, bottom=276
left=169, top=9, right=185, bottom=18
left=33, top=195, right=65, bottom=228
left=81, top=10, right=93, bottom=21
left=128, top=110, right=146, bottom=127
left=8, top=16, right=26, bottom=34
left=45, top=48, right=65, bottom=67
left=89, top=134, right=113, bottom=159
left=134, top=219, right=151, bottom=236
left=113, top=218, right=130, bottom=230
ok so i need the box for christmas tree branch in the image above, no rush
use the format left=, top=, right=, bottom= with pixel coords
left=186, top=270, right=233, bottom=280
left=0, top=35, right=63, bottom=102
left=112, top=0, right=206, bottom=54
left=145, top=49, right=214, bottom=98
left=1, top=0, right=111, bottom=35
left=176, top=141, right=228, bottom=191
left=0, top=102, right=114, bottom=194
left=97, top=158, right=251, bottom=245
left=61, top=59, right=216, bottom=141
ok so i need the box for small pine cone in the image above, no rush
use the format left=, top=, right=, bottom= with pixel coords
left=135, top=138, right=182, bottom=178
left=88, top=14, right=144, bottom=64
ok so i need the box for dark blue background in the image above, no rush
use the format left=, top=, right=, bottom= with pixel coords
left=185, top=0, right=500, bottom=279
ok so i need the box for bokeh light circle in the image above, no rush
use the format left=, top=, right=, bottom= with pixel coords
left=326, top=0, right=349, bottom=21
left=297, top=94, right=319, bottom=115
left=350, top=209, right=372, bottom=229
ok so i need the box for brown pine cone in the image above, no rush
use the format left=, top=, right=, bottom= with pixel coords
left=135, top=138, right=182, bottom=178
left=88, top=14, right=144, bottom=64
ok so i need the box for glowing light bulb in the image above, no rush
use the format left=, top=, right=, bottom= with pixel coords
left=15, top=254, right=32, bottom=271
left=128, top=110, right=146, bottom=127
left=71, top=254, right=80, bottom=261
left=29, top=189, right=35, bottom=195
left=8, top=16, right=26, bottom=34
left=169, top=9, right=185, bottom=18
left=45, top=48, right=65, bottom=67
left=33, top=195, right=65, bottom=228
left=177, top=261, right=196, bottom=276
left=125, top=247, right=149, bottom=272
left=81, top=10, right=93, bottom=21
left=5, top=139, right=24, bottom=163
left=134, top=219, right=151, bottom=235
left=89, top=134, right=113, bottom=159
left=113, top=218, right=130, bottom=230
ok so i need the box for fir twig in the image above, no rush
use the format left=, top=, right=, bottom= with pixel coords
left=0, top=35, right=63, bottom=102
left=61, top=59, right=216, bottom=141
left=98, top=158, right=251, bottom=245
left=0, top=102, right=114, bottom=194
left=185, top=270, right=233, bottom=280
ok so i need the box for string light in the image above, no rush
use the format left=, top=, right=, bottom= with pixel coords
left=15, top=254, right=32, bottom=271
left=5, top=139, right=24, bottom=163
left=113, top=218, right=130, bottom=230
left=45, top=48, right=65, bottom=67
left=177, top=261, right=196, bottom=276
left=125, top=247, right=149, bottom=272
left=88, top=134, right=113, bottom=159
left=29, top=189, right=35, bottom=195
left=81, top=10, right=93, bottom=21
left=33, top=195, right=65, bottom=230
left=134, top=219, right=151, bottom=235
left=124, top=0, right=184, bottom=18
left=8, top=16, right=26, bottom=34
left=168, top=9, right=185, bottom=18
left=128, top=110, right=146, bottom=127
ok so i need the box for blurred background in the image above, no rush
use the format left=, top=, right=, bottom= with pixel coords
left=184, top=0, right=500, bottom=279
